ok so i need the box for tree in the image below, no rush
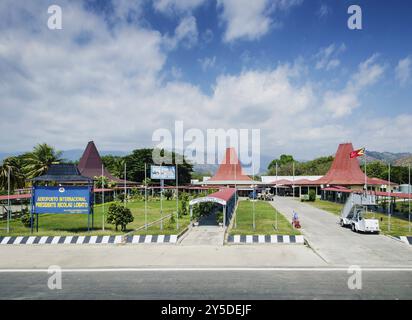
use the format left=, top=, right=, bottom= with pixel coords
left=22, top=143, right=62, bottom=179
left=163, top=189, right=173, bottom=200
left=106, top=203, right=134, bottom=231
left=267, top=155, right=334, bottom=176
left=124, top=148, right=193, bottom=184
left=102, top=155, right=125, bottom=179
left=0, top=157, right=25, bottom=192
left=180, top=192, right=189, bottom=215
left=268, top=154, right=295, bottom=172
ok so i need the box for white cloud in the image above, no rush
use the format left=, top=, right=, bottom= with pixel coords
left=164, top=15, right=198, bottom=49
left=217, top=0, right=302, bottom=42
left=315, top=43, right=346, bottom=71
left=153, top=0, right=207, bottom=15
left=395, top=56, right=411, bottom=86
left=351, top=54, right=385, bottom=89
left=322, top=54, right=385, bottom=118
left=198, top=56, right=216, bottom=71
left=0, top=1, right=410, bottom=161
left=317, top=4, right=331, bottom=18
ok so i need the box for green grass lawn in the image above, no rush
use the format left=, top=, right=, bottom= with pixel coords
left=307, top=199, right=343, bottom=216
left=364, top=212, right=412, bottom=237
left=229, top=200, right=300, bottom=236
left=0, top=199, right=190, bottom=236
left=305, top=199, right=412, bottom=236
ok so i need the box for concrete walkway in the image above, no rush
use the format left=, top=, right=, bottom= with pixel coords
left=179, top=226, right=225, bottom=246
left=270, top=197, right=412, bottom=266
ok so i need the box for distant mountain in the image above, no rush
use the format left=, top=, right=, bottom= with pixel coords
left=365, top=150, right=412, bottom=164
left=394, top=156, right=412, bottom=167
left=0, top=150, right=128, bottom=163
left=60, top=149, right=128, bottom=162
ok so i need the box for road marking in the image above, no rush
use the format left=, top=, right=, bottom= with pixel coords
left=64, top=236, right=73, bottom=244
left=39, top=237, right=48, bottom=244
left=76, top=236, right=85, bottom=244
left=0, top=267, right=411, bottom=273
left=144, top=235, right=152, bottom=243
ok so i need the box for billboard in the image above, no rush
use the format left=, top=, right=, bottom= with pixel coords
left=33, top=186, right=91, bottom=214
left=150, top=165, right=176, bottom=180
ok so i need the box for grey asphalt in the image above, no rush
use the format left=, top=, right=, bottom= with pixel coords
left=0, top=269, right=411, bottom=300
left=270, top=197, right=412, bottom=266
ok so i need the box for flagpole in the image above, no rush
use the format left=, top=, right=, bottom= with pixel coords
left=409, top=164, right=411, bottom=233
left=252, top=163, right=255, bottom=231
left=388, top=162, right=391, bottom=232
left=292, top=161, right=295, bottom=198
left=176, top=163, right=179, bottom=231
left=234, top=162, right=237, bottom=228
left=124, top=162, right=127, bottom=207
left=145, top=163, right=148, bottom=230
left=160, top=164, right=163, bottom=231
left=275, top=161, right=278, bottom=197
left=102, top=164, right=105, bottom=231
left=7, top=166, right=10, bottom=233
left=364, top=152, right=367, bottom=192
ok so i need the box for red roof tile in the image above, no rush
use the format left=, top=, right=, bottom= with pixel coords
left=208, top=148, right=252, bottom=182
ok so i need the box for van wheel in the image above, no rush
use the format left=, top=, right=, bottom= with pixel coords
left=351, top=224, right=356, bottom=232
left=340, top=220, right=345, bottom=227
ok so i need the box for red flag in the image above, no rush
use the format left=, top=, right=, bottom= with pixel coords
left=350, top=147, right=365, bottom=159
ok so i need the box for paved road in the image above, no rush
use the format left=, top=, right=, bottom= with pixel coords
left=271, top=197, right=412, bottom=266
left=1, top=269, right=411, bottom=299
left=0, top=244, right=325, bottom=269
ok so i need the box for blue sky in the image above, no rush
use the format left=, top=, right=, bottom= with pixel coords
left=0, top=0, right=411, bottom=166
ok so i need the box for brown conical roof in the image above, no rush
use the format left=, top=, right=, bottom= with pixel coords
left=77, top=141, right=123, bottom=183
left=209, top=147, right=252, bottom=181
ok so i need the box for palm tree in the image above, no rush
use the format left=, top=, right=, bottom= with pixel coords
left=22, top=143, right=63, bottom=179
left=0, top=157, right=25, bottom=192
left=111, top=157, right=126, bottom=179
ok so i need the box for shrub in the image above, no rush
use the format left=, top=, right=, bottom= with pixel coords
left=106, top=203, right=134, bottom=231
left=180, top=192, right=189, bottom=216
left=216, top=212, right=223, bottom=224
left=308, top=190, right=316, bottom=202
left=21, top=208, right=34, bottom=227
left=164, top=189, right=173, bottom=200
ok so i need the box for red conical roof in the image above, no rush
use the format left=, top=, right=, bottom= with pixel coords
left=316, top=143, right=391, bottom=186
left=77, top=141, right=123, bottom=182
left=209, top=148, right=252, bottom=181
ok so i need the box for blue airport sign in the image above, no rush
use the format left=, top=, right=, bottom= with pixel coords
left=33, top=186, right=91, bottom=214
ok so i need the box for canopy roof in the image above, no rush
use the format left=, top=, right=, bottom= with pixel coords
left=208, top=148, right=252, bottom=182
left=189, top=188, right=236, bottom=206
